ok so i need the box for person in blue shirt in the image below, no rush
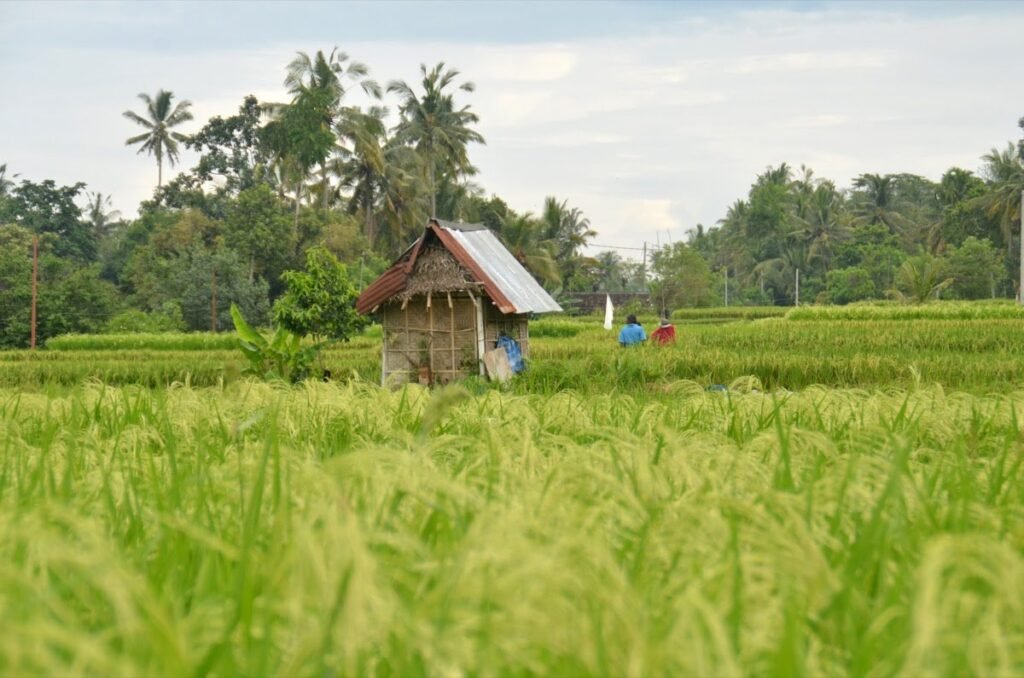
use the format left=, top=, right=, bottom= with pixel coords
left=618, top=314, right=647, bottom=347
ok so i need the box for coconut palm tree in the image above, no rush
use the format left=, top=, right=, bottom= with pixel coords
left=0, top=163, right=18, bottom=198
left=334, top=107, right=387, bottom=245
left=283, top=47, right=381, bottom=209
left=84, top=192, right=121, bottom=239
left=976, top=143, right=1024, bottom=259
left=123, top=90, right=193, bottom=189
left=387, top=62, right=485, bottom=217
left=793, top=180, right=849, bottom=272
left=540, top=196, right=596, bottom=261
left=376, top=142, right=430, bottom=256
left=499, top=212, right=560, bottom=287
left=852, top=173, right=905, bottom=234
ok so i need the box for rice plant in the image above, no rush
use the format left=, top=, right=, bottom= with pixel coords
left=0, top=381, right=1021, bottom=674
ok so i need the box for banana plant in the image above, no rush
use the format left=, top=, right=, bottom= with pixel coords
left=230, top=304, right=326, bottom=383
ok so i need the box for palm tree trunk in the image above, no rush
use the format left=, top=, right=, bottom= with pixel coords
left=320, top=163, right=329, bottom=210
left=366, top=200, right=376, bottom=247
left=429, top=162, right=436, bottom=218
left=157, top=156, right=163, bottom=189
left=294, top=182, right=302, bottom=232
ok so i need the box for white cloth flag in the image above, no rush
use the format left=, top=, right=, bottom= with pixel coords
left=603, top=294, right=614, bottom=330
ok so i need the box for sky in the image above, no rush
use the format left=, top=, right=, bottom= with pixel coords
left=2, top=0, right=1023, bottom=256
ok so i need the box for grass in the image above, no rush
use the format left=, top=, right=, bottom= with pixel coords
left=0, top=380, right=1021, bottom=674
left=2, top=308, right=1024, bottom=674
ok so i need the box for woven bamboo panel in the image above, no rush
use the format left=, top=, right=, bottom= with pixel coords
left=380, top=295, right=480, bottom=386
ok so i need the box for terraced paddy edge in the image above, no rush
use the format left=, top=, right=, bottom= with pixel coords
left=0, top=381, right=1021, bottom=675
left=9, top=318, right=1024, bottom=392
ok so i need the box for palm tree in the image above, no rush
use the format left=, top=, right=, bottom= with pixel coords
left=387, top=62, right=485, bottom=217
left=335, top=107, right=387, bottom=245
left=540, top=196, right=596, bottom=260
left=852, top=173, right=905, bottom=234
left=891, top=255, right=953, bottom=303
left=376, top=142, right=430, bottom=256
left=976, top=144, right=1024, bottom=259
left=498, top=212, right=560, bottom=287
left=123, top=90, right=194, bottom=189
left=84, top=192, right=121, bottom=239
left=793, top=180, right=849, bottom=272
left=0, top=163, right=18, bottom=198
left=283, top=47, right=381, bottom=209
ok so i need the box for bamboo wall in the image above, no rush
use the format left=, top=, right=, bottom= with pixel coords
left=381, top=293, right=479, bottom=386
left=380, top=294, right=532, bottom=386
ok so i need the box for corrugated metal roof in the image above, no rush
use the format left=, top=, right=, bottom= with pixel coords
left=435, top=221, right=562, bottom=314
left=355, top=219, right=562, bottom=315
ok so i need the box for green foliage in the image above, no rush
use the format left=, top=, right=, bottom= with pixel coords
left=103, top=306, right=185, bottom=334
left=231, top=304, right=323, bottom=383
left=272, top=247, right=366, bottom=340
left=1, top=377, right=1024, bottom=674
left=650, top=242, right=715, bottom=309
left=941, top=237, right=1004, bottom=299
left=223, top=183, right=293, bottom=280
left=892, top=254, right=953, bottom=303
left=122, top=89, right=194, bottom=189
left=825, top=267, right=877, bottom=305
left=0, top=178, right=96, bottom=261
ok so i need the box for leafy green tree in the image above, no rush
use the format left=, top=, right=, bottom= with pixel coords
left=185, top=95, right=272, bottom=194
left=650, top=242, right=715, bottom=309
left=0, top=225, right=34, bottom=347
left=123, top=90, right=194, bottom=189
left=825, top=267, right=876, bottom=305
left=941, top=236, right=1004, bottom=299
left=0, top=179, right=96, bottom=261
left=223, top=183, right=293, bottom=281
left=173, top=246, right=270, bottom=332
left=834, top=224, right=906, bottom=295
left=388, top=62, right=485, bottom=217
left=272, top=247, right=366, bottom=341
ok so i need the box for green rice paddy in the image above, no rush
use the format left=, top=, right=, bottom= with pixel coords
left=1, top=306, right=1023, bottom=675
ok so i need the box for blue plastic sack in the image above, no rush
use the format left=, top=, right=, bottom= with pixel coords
left=496, top=334, right=525, bottom=374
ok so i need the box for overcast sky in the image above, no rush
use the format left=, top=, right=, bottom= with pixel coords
left=2, top=0, right=1022, bottom=255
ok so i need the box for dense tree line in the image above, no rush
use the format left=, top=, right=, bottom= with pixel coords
left=2, top=46, right=1023, bottom=347
left=0, top=49, right=602, bottom=348
left=676, top=129, right=1024, bottom=309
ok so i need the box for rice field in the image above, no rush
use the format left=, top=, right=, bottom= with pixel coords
left=1, top=306, right=1023, bottom=675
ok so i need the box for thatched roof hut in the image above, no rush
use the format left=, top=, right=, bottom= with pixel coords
left=356, top=219, right=562, bottom=386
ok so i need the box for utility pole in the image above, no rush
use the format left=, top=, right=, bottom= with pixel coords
left=724, top=267, right=729, bottom=307
left=211, top=269, right=218, bottom=332
left=641, top=242, right=647, bottom=287
left=795, top=268, right=800, bottom=306
left=30, top=235, right=38, bottom=350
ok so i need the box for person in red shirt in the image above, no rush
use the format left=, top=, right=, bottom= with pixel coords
left=651, top=317, right=676, bottom=345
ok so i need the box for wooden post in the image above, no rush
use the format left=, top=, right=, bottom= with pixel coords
left=211, top=269, right=218, bottom=332
left=795, top=268, right=800, bottom=306
left=30, top=235, right=38, bottom=350
left=724, top=267, right=728, bottom=307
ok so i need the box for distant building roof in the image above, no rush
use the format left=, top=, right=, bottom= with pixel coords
left=356, top=219, right=563, bottom=315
